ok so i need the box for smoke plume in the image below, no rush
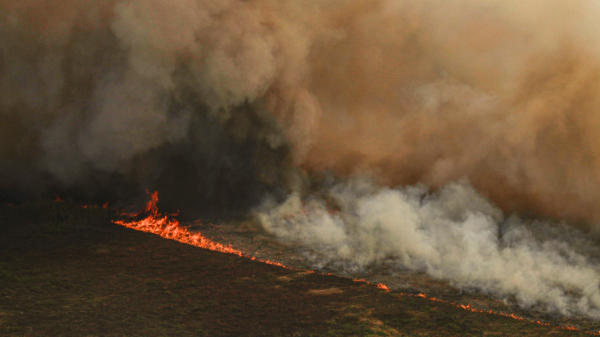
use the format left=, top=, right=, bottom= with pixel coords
left=303, top=0, right=600, bottom=224
left=258, top=178, right=600, bottom=318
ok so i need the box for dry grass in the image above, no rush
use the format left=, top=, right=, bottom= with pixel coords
left=0, top=201, right=591, bottom=336
left=307, top=288, right=344, bottom=296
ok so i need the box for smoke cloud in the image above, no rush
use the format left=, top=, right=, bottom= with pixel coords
left=258, top=178, right=600, bottom=318
left=0, top=0, right=319, bottom=213
left=303, top=0, right=600, bottom=224
left=3, top=0, right=600, bottom=221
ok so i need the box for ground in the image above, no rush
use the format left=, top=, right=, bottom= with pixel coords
left=0, top=201, right=592, bottom=336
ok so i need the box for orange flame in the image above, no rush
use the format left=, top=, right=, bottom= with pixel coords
left=111, top=191, right=598, bottom=335
left=403, top=292, right=598, bottom=334
left=377, top=283, right=390, bottom=292
left=112, top=191, right=285, bottom=267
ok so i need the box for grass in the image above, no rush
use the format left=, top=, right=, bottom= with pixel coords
left=0, top=200, right=591, bottom=336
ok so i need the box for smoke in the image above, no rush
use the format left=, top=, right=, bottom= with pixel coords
left=258, top=178, right=600, bottom=318
left=3, top=0, right=600, bottom=318
left=303, top=0, right=600, bottom=224
left=3, top=0, right=600, bottom=220
left=0, top=0, right=319, bottom=213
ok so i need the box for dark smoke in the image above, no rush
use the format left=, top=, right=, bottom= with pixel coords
left=0, top=0, right=310, bottom=215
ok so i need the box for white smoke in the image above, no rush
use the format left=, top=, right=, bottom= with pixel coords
left=258, top=178, right=600, bottom=319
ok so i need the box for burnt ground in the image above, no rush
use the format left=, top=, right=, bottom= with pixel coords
left=197, top=219, right=600, bottom=333
left=0, top=201, right=595, bottom=336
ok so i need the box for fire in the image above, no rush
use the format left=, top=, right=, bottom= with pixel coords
left=406, top=292, right=599, bottom=335
left=377, top=283, right=390, bottom=292
left=111, top=191, right=598, bottom=335
left=112, top=191, right=285, bottom=267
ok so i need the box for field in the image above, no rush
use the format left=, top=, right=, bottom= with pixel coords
left=0, top=201, right=592, bottom=336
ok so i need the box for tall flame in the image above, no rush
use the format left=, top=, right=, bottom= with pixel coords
left=113, top=191, right=285, bottom=266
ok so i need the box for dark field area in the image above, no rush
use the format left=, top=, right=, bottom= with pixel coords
left=0, top=201, right=592, bottom=336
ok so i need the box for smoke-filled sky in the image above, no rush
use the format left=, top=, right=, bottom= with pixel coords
left=303, top=0, right=600, bottom=225
left=3, top=0, right=600, bottom=221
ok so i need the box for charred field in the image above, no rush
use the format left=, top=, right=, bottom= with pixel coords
left=6, top=1, right=600, bottom=336
left=0, top=200, right=595, bottom=336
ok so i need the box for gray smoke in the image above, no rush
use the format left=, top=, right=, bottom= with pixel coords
left=0, top=0, right=318, bottom=213
left=258, top=178, right=600, bottom=319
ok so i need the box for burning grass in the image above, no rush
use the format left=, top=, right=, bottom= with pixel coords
left=113, top=191, right=287, bottom=268
left=0, top=199, right=595, bottom=336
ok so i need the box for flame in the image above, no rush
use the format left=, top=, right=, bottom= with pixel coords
left=112, top=191, right=285, bottom=267
left=111, top=191, right=597, bottom=334
left=406, top=292, right=598, bottom=334
left=377, top=283, right=390, bottom=292
left=54, top=194, right=63, bottom=203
